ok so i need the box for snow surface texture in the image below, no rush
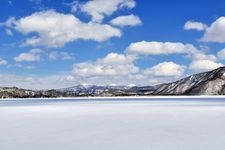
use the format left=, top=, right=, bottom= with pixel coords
left=1, top=99, right=225, bottom=150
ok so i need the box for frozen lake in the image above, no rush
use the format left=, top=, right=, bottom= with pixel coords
left=1, top=98, right=225, bottom=150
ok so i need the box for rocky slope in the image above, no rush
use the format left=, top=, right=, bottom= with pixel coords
left=1, top=66, right=225, bottom=98
left=0, top=87, right=65, bottom=98
left=153, top=66, right=225, bottom=95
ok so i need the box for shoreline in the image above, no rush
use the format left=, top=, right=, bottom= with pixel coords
left=1, top=95, right=225, bottom=101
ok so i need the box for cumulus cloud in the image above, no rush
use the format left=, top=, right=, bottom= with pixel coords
left=80, top=0, right=136, bottom=23
left=187, top=46, right=223, bottom=71
left=184, top=21, right=207, bottom=31
left=191, top=52, right=217, bottom=61
left=14, top=48, right=42, bottom=62
left=72, top=53, right=138, bottom=77
left=143, top=62, right=185, bottom=77
left=184, top=17, right=225, bottom=43
left=188, top=48, right=222, bottom=71
left=125, top=40, right=222, bottom=72
left=126, top=41, right=194, bottom=55
left=70, top=40, right=222, bottom=84
left=125, top=40, right=218, bottom=60
left=48, top=51, right=74, bottom=60
left=0, top=59, right=7, bottom=65
left=110, top=14, right=142, bottom=27
left=5, top=40, right=221, bottom=88
left=189, top=59, right=223, bottom=71
left=188, top=53, right=223, bottom=72
left=69, top=50, right=189, bottom=86
left=5, top=10, right=122, bottom=48
left=201, top=17, right=225, bottom=43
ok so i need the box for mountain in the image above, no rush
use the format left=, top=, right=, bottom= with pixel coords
left=58, top=84, right=146, bottom=96
left=1, top=66, right=225, bottom=98
left=55, top=66, right=225, bottom=96
left=153, top=66, right=225, bottom=95
left=0, top=87, right=65, bottom=98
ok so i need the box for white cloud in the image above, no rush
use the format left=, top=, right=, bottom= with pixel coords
left=187, top=47, right=222, bottom=71
left=184, top=21, right=207, bottom=31
left=217, top=48, right=225, bottom=60
left=72, top=53, right=138, bottom=77
left=143, top=62, right=185, bottom=77
left=0, top=72, right=150, bottom=89
left=110, top=14, right=142, bottom=27
left=0, top=59, right=7, bottom=65
left=5, top=29, right=13, bottom=36
left=14, top=48, right=42, bottom=62
left=6, top=10, right=122, bottom=48
left=69, top=1, right=80, bottom=13
left=191, top=52, right=217, bottom=62
left=184, top=17, right=225, bottom=43
left=63, top=0, right=81, bottom=13
left=125, top=40, right=222, bottom=73
left=125, top=41, right=219, bottom=63
left=0, top=17, right=15, bottom=36
left=80, top=0, right=136, bottom=23
left=0, top=17, right=16, bottom=27
left=70, top=51, right=187, bottom=86
left=0, top=71, right=183, bottom=90
left=48, top=51, right=74, bottom=60
left=189, top=59, right=223, bottom=71
left=126, top=41, right=194, bottom=55
left=187, top=46, right=223, bottom=71
left=100, top=52, right=135, bottom=64
left=0, top=73, right=77, bottom=90
left=201, top=17, right=225, bottom=43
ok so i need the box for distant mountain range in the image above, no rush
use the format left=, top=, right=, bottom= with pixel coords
left=1, top=66, right=225, bottom=98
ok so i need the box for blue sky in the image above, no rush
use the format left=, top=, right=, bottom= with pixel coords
left=0, top=0, right=225, bottom=89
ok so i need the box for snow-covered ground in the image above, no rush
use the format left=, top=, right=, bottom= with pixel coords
left=1, top=99, right=225, bottom=150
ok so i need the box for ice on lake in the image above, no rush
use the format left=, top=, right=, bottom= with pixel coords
left=0, top=98, right=225, bottom=150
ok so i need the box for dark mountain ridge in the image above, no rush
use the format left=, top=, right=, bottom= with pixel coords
left=153, top=66, right=225, bottom=95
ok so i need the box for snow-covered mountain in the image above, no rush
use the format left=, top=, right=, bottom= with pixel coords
left=1, top=66, right=225, bottom=98
left=60, top=66, right=225, bottom=96
left=58, top=84, right=141, bottom=96
left=153, top=66, right=225, bottom=95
